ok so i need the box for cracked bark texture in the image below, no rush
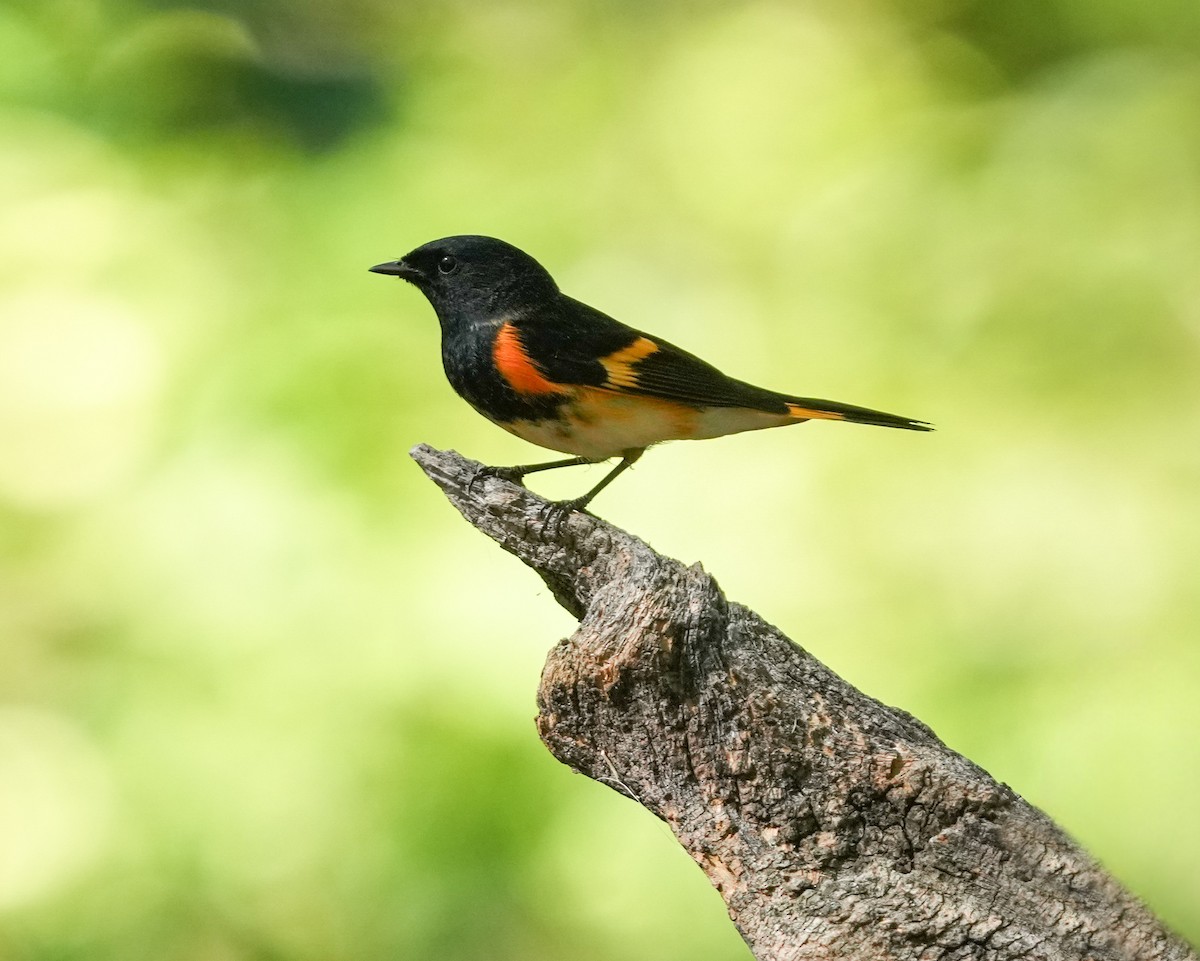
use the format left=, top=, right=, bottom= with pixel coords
left=412, top=444, right=1196, bottom=961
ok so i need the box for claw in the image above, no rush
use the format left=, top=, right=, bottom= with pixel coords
left=467, top=466, right=490, bottom=497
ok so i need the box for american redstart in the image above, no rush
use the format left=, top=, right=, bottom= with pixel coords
left=371, top=235, right=930, bottom=513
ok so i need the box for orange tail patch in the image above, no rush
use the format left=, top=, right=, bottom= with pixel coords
left=785, top=403, right=847, bottom=421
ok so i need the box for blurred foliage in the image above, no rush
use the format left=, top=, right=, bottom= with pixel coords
left=1, top=0, right=1198, bottom=957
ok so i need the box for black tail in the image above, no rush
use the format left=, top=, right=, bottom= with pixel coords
left=785, top=397, right=933, bottom=431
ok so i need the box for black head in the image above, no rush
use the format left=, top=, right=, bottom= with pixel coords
left=369, top=235, right=559, bottom=324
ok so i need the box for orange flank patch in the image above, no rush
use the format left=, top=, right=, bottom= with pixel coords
left=499, top=387, right=702, bottom=459
left=785, top=403, right=846, bottom=421
left=599, top=336, right=659, bottom=389
left=492, top=322, right=562, bottom=395
left=575, top=388, right=701, bottom=440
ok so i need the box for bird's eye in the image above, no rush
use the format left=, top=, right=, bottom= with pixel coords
left=438, top=255, right=458, bottom=274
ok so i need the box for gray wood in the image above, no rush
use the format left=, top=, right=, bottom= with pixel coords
left=412, top=443, right=1195, bottom=961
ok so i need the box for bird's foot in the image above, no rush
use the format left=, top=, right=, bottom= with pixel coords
left=468, top=464, right=526, bottom=496
left=541, top=496, right=590, bottom=536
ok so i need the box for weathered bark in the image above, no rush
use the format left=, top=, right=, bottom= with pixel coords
left=412, top=444, right=1196, bottom=961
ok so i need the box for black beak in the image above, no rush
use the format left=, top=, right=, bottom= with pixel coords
left=369, top=260, right=422, bottom=280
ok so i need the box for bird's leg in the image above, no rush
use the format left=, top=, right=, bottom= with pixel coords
left=543, top=449, right=645, bottom=531
left=567, top=449, right=643, bottom=509
left=493, top=455, right=602, bottom=482
left=470, top=455, right=600, bottom=494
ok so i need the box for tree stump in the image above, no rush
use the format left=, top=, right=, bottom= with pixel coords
left=412, top=444, right=1196, bottom=961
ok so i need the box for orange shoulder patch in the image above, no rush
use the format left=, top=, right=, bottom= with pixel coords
left=599, top=336, right=659, bottom=389
left=493, top=322, right=562, bottom=395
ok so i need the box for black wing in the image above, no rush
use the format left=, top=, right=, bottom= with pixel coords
left=517, top=296, right=789, bottom=411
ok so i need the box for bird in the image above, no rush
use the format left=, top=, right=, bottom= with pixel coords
left=370, top=235, right=930, bottom=515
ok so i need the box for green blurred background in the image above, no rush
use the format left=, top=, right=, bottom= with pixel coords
left=1, top=0, right=1198, bottom=957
